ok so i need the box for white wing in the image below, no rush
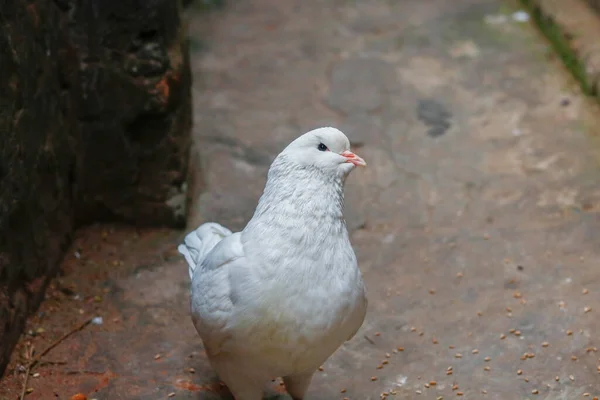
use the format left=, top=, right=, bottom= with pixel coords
left=178, top=222, right=233, bottom=280
left=188, top=231, right=245, bottom=356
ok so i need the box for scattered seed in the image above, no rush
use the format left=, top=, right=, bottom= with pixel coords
left=555, top=376, right=559, bottom=381
left=188, top=367, right=195, bottom=373
left=32, top=372, right=40, bottom=378
left=542, top=342, right=549, bottom=347
left=584, top=307, right=592, bottom=313
left=477, top=312, right=483, bottom=317
left=484, top=357, right=491, bottom=362
left=382, top=360, right=389, bottom=365
left=524, top=378, right=529, bottom=382
left=26, top=388, right=34, bottom=394
left=583, top=394, right=590, bottom=397
left=447, top=366, right=453, bottom=371
left=456, top=272, right=463, bottom=278
left=376, top=365, right=383, bottom=370
left=424, top=383, right=430, bottom=388
left=567, top=330, right=573, bottom=336
left=340, top=389, right=347, bottom=393
left=168, top=393, right=175, bottom=398
left=432, top=338, right=439, bottom=344
left=500, top=334, right=506, bottom=340
left=506, top=307, right=512, bottom=312
left=318, top=366, right=324, bottom=371
left=517, top=369, right=523, bottom=375
left=472, top=349, right=479, bottom=354
left=154, top=354, right=161, bottom=360
left=484, top=366, right=490, bottom=371
left=419, top=332, right=424, bottom=336
left=482, top=389, right=488, bottom=394
left=371, top=376, right=378, bottom=381
left=446, top=370, right=453, bottom=375
left=416, top=390, right=422, bottom=394
left=437, top=397, right=444, bottom=400
left=569, top=375, right=575, bottom=381
left=430, top=381, right=437, bottom=386
left=452, top=384, right=459, bottom=391
left=572, top=356, right=578, bottom=361
left=385, top=353, right=391, bottom=358
left=449, top=345, right=455, bottom=349
left=532, top=389, right=539, bottom=395
left=583, top=288, right=589, bottom=295
left=410, top=327, right=417, bottom=332
left=429, top=289, right=436, bottom=294
left=375, top=332, right=381, bottom=336
left=509, top=329, right=516, bottom=333
left=455, top=353, right=463, bottom=358
left=397, top=347, right=405, bottom=352
left=514, top=331, right=521, bottom=336
left=456, top=392, right=464, bottom=396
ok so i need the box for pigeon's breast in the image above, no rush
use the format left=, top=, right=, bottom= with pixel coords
left=230, top=245, right=366, bottom=375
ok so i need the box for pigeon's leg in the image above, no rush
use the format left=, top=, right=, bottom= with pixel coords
left=283, top=372, right=314, bottom=400
left=223, top=378, right=263, bottom=400
left=212, top=358, right=263, bottom=400
left=229, top=387, right=263, bottom=400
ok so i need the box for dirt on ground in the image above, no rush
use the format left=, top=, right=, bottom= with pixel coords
left=1, top=0, right=600, bottom=399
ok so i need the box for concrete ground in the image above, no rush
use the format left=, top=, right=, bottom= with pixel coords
left=2, top=0, right=600, bottom=399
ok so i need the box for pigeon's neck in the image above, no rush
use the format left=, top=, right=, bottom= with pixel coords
left=242, top=156, right=354, bottom=277
left=243, top=155, right=348, bottom=253
left=250, top=156, right=346, bottom=222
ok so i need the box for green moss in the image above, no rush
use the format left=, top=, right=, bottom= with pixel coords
left=519, top=0, right=595, bottom=96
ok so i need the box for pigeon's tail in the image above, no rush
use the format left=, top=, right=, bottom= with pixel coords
left=178, top=223, right=233, bottom=280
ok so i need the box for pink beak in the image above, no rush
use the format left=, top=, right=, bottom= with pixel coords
left=341, top=150, right=367, bottom=167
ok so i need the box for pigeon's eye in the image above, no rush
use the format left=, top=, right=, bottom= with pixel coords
left=318, top=143, right=328, bottom=152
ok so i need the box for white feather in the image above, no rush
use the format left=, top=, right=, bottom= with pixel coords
left=178, top=222, right=232, bottom=279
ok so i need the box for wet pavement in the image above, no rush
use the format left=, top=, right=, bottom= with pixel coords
left=2, top=0, right=600, bottom=399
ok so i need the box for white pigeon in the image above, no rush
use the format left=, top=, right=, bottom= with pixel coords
left=178, top=127, right=368, bottom=400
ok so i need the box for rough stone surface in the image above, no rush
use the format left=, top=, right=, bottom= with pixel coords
left=67, top=0, right=192, bottom=226
left=0, top=0, right=191, bottom=377
left=0, top=0, right=77, bottom=379
left=1, top=0, right=600, bottom=399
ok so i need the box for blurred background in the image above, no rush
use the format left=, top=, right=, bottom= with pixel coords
left=1, top=0, right=599, bottom=399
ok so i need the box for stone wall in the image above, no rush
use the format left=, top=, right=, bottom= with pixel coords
left=0, top=0, right=192, bottom=376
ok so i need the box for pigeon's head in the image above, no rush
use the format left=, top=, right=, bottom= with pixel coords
left=281, top=127, right=366, bottom=178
